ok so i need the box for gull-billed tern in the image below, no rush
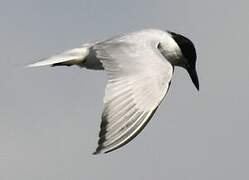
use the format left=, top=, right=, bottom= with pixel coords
left=28, top=29, right=199, bottom=154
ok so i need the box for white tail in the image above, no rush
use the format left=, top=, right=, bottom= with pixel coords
left=27, top=45, right=91, bottom=67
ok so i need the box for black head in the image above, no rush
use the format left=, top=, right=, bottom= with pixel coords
left=168, top=31, right=199, bottom=90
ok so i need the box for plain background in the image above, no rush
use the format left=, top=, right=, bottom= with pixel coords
left=0, top=0, right=248, bottom=179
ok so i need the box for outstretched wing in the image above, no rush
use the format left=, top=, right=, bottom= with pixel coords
left=93, top=34, right=173, bottom=154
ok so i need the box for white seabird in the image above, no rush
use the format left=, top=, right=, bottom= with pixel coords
left=28, top=29, right=199, bottom=154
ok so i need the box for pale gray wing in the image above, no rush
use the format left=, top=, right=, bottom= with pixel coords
left=93, top=35, right=173, bottom=154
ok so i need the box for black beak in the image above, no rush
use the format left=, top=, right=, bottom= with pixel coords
left=187, top=67, right=199, bottom=91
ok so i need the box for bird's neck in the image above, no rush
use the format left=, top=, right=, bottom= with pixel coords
left=158, top=36, right=183, bottom=67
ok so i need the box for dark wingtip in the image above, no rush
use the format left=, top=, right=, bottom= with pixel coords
left=92, top=151, right=100, bottom=155
left=92, top=114, right=108, bottom=155
left=92, top=146, right=102, bottom=155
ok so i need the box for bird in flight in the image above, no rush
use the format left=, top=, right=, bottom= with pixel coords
left=28, top=29, right=199, bottom=154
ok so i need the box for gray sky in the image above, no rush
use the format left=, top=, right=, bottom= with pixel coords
left=0, top=0, right=248, bottom=179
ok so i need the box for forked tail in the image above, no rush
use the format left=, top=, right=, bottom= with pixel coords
left=27, top=44, right=91, bottom=67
